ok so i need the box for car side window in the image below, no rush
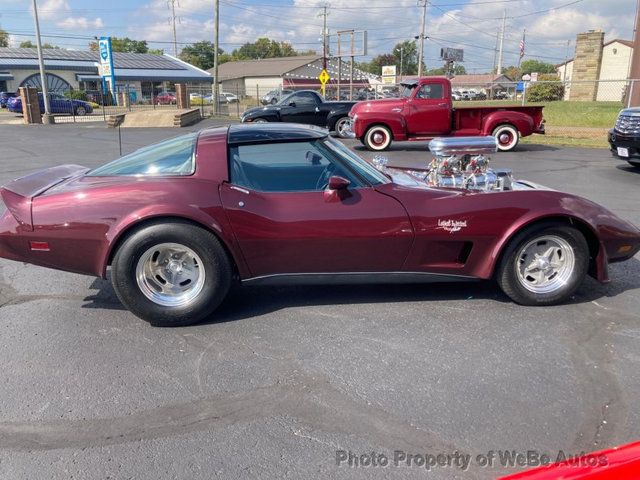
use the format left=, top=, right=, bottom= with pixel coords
left=416, top=84, right=444, bottom=100
left=290, top=92, right=318, bottom=106
left=229, top=140, right=361, bottom=192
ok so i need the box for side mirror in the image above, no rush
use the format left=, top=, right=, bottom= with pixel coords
left=328, top=175, right=350, bottom=191
left=288, top=101, right=296, bottom=107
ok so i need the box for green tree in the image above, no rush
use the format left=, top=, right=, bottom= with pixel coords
left=501, top=65, right=520, bottom=81
left=232, top=38, right=300, bottom=60
left=426, top=64, right=467, bottom=76
left=0, top=29, right=9, bottom=47
left=520, top=59, right=556, bottom=75
left=392, top=40, right=418, bottom=75
left=19, top=40, right=59, bottom=49
left=359, top=53, right=396, bottom=75
left=179, top=41, right=223, bottom=70
left=89, top=37, right=149, bottom=53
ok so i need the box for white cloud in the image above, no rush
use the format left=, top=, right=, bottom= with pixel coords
left=37, top=0, right=70, bottom=21
left=127, top=0, right=635, bottom=73
left=57, top=16, right=104, bottom=30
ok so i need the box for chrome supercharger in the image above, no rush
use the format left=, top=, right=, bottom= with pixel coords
left=417, top=136, right=514, bottom=191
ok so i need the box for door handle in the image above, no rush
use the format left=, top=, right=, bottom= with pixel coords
left=230, top=185, right=250, bottom=194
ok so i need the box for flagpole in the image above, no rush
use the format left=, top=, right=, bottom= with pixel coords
left=517, top=28, right=526, bottom=69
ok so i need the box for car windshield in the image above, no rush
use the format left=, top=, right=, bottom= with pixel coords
left=400, top=84, right=416, bottom=98
left=276, top=92, right=296, bottom=105
left=322, top=137, right=389, bottom=185
left=87, top=133, right=198, bottom=176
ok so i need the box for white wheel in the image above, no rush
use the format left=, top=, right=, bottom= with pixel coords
left=364, top=125, right=392, bottom=151
left=493, top=124, right=519, bottom=152
left=253, top=118, right=268, bottom=123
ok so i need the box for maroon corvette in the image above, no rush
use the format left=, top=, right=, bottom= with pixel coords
left=1, top=124, right=639, bottom=327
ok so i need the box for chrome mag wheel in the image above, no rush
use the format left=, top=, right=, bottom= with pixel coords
left=135, top=242, right=206, bottom=307
left=515, top=235, right=576, bottom=294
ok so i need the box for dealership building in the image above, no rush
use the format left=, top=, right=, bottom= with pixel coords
left=0, top=47, right=212, bottom=99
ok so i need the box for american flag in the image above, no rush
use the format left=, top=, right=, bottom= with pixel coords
left=519, top=30, right=526, bottom=58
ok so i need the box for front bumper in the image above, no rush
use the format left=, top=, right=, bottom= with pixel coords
left=608, top=129, right=640, bottom=160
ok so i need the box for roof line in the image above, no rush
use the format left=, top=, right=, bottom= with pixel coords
left=163, top=53, right=212, bottom=76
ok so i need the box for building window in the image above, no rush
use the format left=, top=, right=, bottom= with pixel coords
left=612, top=48, right=617, bottom=55
left=20, top=73, right=71, bottom=93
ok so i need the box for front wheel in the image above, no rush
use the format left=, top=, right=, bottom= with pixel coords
left=628, top=161, right=640, bottom=169
left=496, top=224, right=589, bottom=306
left=364, top=125, right=392, bottom=151
left=493, top=124, right=519, bottom=152
left=111, top=222, right=232, bottom=327
left=253, top=118, right=268, bottom=123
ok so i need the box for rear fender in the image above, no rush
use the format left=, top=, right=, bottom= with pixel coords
left=101, top=204, right=249, bottom=279
left=482, top=111, right=535, bottom=137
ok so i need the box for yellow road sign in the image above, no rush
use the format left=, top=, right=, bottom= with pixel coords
left=319, top=69, right=330, bottom=85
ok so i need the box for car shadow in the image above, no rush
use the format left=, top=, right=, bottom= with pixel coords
left=615, top=163, right=640, bottom=174
left=81, top=257, right=640, bottom=325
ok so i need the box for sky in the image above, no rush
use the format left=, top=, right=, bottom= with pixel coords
left=0, top=0, right=636, bottom=73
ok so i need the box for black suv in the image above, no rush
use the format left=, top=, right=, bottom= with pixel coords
left=609, top=107, right=640, bottom=167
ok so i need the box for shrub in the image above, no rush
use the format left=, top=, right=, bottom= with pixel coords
left=526, top=74, right=565, bottom=102
left=64, top=90, right=88, bottom=101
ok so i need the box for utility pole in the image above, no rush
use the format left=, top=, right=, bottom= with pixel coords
left=31, top=0, right=51, bottom=121
left=213, top=0, right=220, bottom=114
left=562, top=39, right=570, bottom=82
left=496, top=9, right=506, bottom=75
left=492, top=28, right=500, bottom=73
left=627, top=0, right=640, bottom=107
left=400, top=47, right=404, bottom=79
left=417, top=0, right=427, bottom=77
left=319, top=4, right=329, bottom=70
left=168, top=0, right=179, bottom=57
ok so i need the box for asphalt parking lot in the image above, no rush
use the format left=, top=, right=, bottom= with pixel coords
left=0, top=121, right=639, bottom=479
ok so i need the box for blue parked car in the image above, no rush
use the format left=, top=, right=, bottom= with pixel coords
left=0, top=92, right=18, bottom=108
left=7, top=92, right=93, bottom=116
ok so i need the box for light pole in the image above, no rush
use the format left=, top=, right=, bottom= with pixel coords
left=31, top=0, right=51, bottom=122
left=213, top=0, right=219, bottom=115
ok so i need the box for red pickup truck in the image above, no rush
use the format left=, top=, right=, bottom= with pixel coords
left=349, top=77, right=545, bottom=152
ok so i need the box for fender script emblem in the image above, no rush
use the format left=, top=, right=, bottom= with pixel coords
left=437, top=219, right=468, bottom=233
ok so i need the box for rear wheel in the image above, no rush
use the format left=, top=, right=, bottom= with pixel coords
left=334, top=117, right=351, bottom=138
left=270, top=98, right=278, bottom=105
left=75, top=106, right=87, bottom=116
left=493, top=124, right=519, bottom=152
left=111, top=222, right=232, bottom=327
left=364, top=125, right=392, bottom=151
left=496, top=224, right=589, bottom=306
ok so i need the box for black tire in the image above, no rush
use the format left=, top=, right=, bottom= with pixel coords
left=496, top=223, right=589, bottom=306
left=628, top=161, right=640, bottom=169
left=75, top=106, right=87, bottom=116
left=253, top=118, right=268, bottom=123
left=111, top=222, right=232, bottom=327
left=334, top=116, right=351, bottom=138
left=492, top=124, right=519, bottom=152
left=270, top=98, right=278, bottom=104
left=364, top=125, right=392, bottom=151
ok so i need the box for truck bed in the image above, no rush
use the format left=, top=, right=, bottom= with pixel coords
left=453, top=105, right=544, bottom=136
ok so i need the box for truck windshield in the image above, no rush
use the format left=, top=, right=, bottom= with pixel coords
left=400, top=84, right=416, bottom=98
